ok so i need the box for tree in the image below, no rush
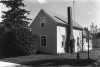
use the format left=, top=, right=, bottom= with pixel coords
left=0, top=0, right=39, bottom=58
left=90, top=22, right=98, bottom=38
left=1, top=0, right=31, bottom=28
left=15, top=28, right=40, bottom=55
left=84, top=27, right=90, bottom=59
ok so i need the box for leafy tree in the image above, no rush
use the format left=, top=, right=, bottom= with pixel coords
left=90, top=22, right=98, bottom=38
left=84, top=27, right=89, bottom=41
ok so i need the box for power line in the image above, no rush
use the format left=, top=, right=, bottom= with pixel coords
left=73, top=0, right=75, bottom=22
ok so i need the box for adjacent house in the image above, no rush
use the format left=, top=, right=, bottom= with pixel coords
left=92, top=28, right=100, bottom=48
left=30, top=9, right=92, bottom=54
left=82, top=28, right=93, bottom=51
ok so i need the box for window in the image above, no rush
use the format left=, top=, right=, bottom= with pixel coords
left=62, top=35, right=66, bottom=47
left=41, top=22, right=45, bottom=27
left=40, top=17, right=46, bottom=28
left=41, top=36, right=47, bottom=47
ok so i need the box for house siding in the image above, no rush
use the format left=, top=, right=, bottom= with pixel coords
left=30, top=10, right=57, bottom=54
left=92, top=39, right=100, bottom=48
left=30, top=9, right=85, bottom=54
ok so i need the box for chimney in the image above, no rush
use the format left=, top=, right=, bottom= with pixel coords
left=65, top=6, right=73, bottom=53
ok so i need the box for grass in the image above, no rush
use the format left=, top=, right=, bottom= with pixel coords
left=1, top=48, right=100, bottom=67
left=27, top=58, right=95, bottom=66
left=21, top=49, right=100, bottom=66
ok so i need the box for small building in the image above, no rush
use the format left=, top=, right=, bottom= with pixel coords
left=92, top=29, right=100, bottom=48
left=82, top=29, right=93, bottom=51
left=30, top=9, right=91, bottom=54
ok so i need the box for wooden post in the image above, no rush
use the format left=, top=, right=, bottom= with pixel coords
left=88, top=29, right=90, bottom=59
left=82, top=29, right=84, bottom=52
left=77, top=37, right=80, bottom=62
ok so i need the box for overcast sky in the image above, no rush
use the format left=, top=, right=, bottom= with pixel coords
left=0, top=0, right=100, bottom=28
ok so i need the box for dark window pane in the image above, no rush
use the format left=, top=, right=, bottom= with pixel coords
left=41, top=23, right=44, bottom=27
left=41, top=36, right=47, bottom=47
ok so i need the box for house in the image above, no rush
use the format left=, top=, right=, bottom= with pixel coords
left=92, top=28, right=100, bottom=48
left=82, top=28, right=93, bottom=51
left=30, top=9, right=92, bottom=54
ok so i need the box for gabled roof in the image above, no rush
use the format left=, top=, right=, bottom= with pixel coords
left=31, top=8, right=83, bottom=29
left=39, top=9, right=66, bottom=24
left=96, top=28, right=100, bottom=33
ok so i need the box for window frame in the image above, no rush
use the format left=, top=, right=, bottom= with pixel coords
left=39, top=17, right=46, bottom=28
left=40, top=35, right=47, bottom=48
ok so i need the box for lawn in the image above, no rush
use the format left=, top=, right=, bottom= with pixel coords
left=0, top=48, right=100, bottom=67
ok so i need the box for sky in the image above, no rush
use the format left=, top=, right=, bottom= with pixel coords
left=0, top=0, right=100, bottom=28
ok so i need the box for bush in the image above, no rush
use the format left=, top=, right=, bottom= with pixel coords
left=15, top=28, right=40, bottom=55
left=0, top=26, right=39, bottom=58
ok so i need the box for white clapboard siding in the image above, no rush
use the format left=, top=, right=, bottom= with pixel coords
left=57, top=26, right=66, bottom=54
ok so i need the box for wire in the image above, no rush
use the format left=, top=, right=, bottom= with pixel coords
left=73, top=0, right=75, bottom=22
